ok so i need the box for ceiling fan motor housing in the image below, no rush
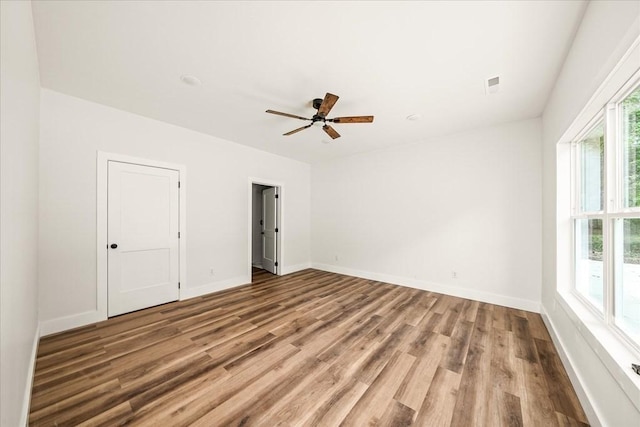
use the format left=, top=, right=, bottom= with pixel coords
left=312, top=98, right=324, bottom=111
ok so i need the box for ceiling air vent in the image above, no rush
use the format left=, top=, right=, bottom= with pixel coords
left=485, top=76, right=500, bottom=94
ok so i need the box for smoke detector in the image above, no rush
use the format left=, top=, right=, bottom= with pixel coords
left=180, top=74, right=202, bottom=86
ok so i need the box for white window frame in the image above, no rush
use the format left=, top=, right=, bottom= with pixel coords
left=571, top=114, right=606, bottom=317
left=571, top=74, right=640, bottom=355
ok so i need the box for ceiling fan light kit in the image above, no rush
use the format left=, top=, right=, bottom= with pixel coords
left=266, top=92, right=374, bottom=140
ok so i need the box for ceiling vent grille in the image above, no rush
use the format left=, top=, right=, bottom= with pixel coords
left=485, top=76, right=500, bottom=94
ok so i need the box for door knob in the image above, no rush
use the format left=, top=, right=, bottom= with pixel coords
left=110, top=243, right=118, bottom=249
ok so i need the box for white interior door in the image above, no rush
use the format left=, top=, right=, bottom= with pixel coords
left=108, top=161, right=179, bottom=316
left=261, top=187, right=278, bottom=274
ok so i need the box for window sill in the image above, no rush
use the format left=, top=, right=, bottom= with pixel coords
left=555, top=290, right=640, bottom=413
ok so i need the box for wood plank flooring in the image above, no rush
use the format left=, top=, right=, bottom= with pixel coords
left=30, top=269, right=589, bottom=426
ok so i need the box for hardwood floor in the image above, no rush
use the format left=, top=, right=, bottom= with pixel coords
left=30, top=269, right=589, bottom=426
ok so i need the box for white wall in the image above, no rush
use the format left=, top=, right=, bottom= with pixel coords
left=0, top=1, right=41, bottom=425
left=312, top=118, right=542, bottom=311
left=541, top=1, right=640, bottom=426
left=38, top=89, right=310, bottom=334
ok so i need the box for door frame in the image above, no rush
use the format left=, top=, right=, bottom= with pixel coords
left=248, top=178, right=283, bottom=277
left=97, top=151, right=187, bottom=319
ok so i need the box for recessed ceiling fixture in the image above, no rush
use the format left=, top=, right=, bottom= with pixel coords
left=406, top=114, right=422, bottom=121
left=485, top=75, right=500, bottom=94
left=265, top=92, right=374, bottom=140
left=180, top=74, right=202, bottom=86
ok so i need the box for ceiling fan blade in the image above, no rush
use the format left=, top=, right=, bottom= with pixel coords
left=331, top=116, right=374, bottom=123
left=323, top=124, right=341, bottom=139
left=266, top=110, right=310, bottom=121
left=283, top=124, right=313, bottom=136
left=317, top=93, right=339, bottom=117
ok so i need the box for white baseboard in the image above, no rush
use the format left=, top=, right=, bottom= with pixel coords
left=39, top=275, right=252, bottom=336
left=281, top=262, right=311, bottom=276
left=180, top=275, right=250, bottom=300
left=311, top=263, right=540, bottom=312
left=20, top=324, right=40, bottom=426
left=40, top=310, right=105, bottom=337
left=540, top=305, right=602, bottom=427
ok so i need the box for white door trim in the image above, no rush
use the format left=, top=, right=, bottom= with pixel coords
left=97, top=151, right=187, bottom=320
left=248, top=178, right=283, bottom=278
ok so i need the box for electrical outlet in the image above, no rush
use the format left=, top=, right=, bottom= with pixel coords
left=452, top=271, right=457, bottom=279
left=335, top=255, right=339, bottom=262
left=209, top=268, right=215, bottom=277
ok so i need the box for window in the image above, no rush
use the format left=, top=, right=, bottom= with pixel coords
left=575, top=218, right=603, bottom=310
left=617, top=85, right=640, bottom=340
left=579, top=123, right=605, bottom=213
left=622, top=87, right=640, bottom=209
left=572, top=83, right=640, bottom=351
left=615, top=218, right=640, bottom=338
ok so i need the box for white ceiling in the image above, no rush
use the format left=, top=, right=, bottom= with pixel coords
left=31, top=1, right=587, bottom=164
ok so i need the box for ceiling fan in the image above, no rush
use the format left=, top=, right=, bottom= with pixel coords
left=266, top=92, right=374, bottom=140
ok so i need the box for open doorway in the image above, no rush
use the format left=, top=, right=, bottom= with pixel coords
left=251, top=182, right=280, bottom=279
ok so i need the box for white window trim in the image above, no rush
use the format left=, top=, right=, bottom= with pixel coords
left=571, top=77, right=640, bottom=354
left=558, top=36, right=640, bottom=412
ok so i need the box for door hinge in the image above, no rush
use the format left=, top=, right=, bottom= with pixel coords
left=178, top=181, right=181, bottom=188
left=275, top=262, right=278, bottom=267
left=275, top=194, right=279, bottom=199
left=260, top=219, right=263, bottom=225
left=178, top=232, right=181, bottom=238
left=178, top=282, right=181, bottom=289
left=275, top=228, right=279, bottom=232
